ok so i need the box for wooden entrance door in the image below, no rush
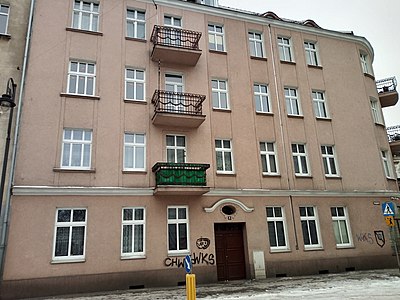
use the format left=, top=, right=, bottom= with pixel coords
left=214, top=223, right=246, bottom=281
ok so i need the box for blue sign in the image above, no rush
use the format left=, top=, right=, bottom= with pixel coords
left=382, top=202, right=395, bottom=216
left=184, top=255, right=192, bottom=273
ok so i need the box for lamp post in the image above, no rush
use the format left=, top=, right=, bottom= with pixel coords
left=0, top=78, right=17, bottom=218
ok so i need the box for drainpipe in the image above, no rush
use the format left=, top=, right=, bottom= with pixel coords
left=0, top=0, right=35, bottom=279
left=267, top=24, right=299, bottom=250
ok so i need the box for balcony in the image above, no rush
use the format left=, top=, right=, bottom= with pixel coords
left=152, top=162, right=210, bottom=195
left=151, top=90, right=206, bottom=128
left=150, top=25, right=202, bottom=66
left=376, top=77, right=398, bottom=107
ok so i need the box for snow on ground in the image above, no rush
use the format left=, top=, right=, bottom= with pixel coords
left=45, top=269, right=400, bottom=300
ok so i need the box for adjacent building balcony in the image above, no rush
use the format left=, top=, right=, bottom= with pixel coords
left=150, top=25, right=202, bottom=66
left=152, top=162, right=210, bottom=195
left=151, top=90, right=206, bottom=128
left=376, top=77, right=398, bottom=107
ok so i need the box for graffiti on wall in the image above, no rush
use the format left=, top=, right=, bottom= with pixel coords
left=164, top=237, right=215, bottom=267
left=355, top=230, right=385, bottom=247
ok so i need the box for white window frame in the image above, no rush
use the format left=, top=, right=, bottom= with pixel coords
left=260, top=142, right=279, bottom=175
left=61, top=128, right=92, bottom=169
left=321, top=145, right=339, bottom=177
left=125, top=68, right=145, bottom=101
left=381, top=150, right=393, bottom=178
left=167, top=206, right=190, bottom=255
left=312, top=90, right=328, bottom=119
left=166, top=134, right=186, bottom=163
left=285, top=87, right=301, bottom=116
left=67, top=61, right=96, bottom=96
left=248, top=31, right=264, bottom=58
left=266, top=206, right=289, bottom=251
left=164, top=15, right=182, bottom=28
left=215, top=139, right=234, bottom=174
left=304, top=41, right=319, bottom=66
left=72, top=0, right=99, bottom=32
left=331, top=207, right=353, bottom=248
left=208, top=24, right=225, bottom=52
left=254, top=84, right=271, bottom=113
left=121, top=207, right=146, bottom=258
left=201, top=0, right=219, bottom=6
left=126, top=8, right=146, bottom=39
left=370, top=98, right=384, bottom=125
left=292, top=143, right=310, bottom=176
left=0, top=4, right=10, bottom=35
left=278, top=36, right=293, bottom=62
left=299, top=206, right=322, bottom=249
left=52, top=208, right=87, bottom=262
left=360, top=51, right=373, bottom=75
left=123, top=133, right=146, bottom=171
left=212, top=79, right=229, bottom=110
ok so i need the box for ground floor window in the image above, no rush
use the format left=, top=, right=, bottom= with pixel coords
left=121, top=207, right=145, bottom=257
left=167, top=206, right=189, bottom=254
left=331, top=207, right=352, bottom=247
left=299, top=206, right=322, bottom=249
left=266, top=206, right=289, bottom=251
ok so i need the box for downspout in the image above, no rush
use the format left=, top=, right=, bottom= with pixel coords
left=267, top=24, right=299, bottom=250
left=0, top=0, right=35, bottom=279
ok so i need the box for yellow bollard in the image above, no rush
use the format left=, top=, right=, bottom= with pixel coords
left=186, top=273, right=196, bottom=300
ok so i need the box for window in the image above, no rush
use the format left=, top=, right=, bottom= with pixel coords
left=304, top=41, right=319, bottom=66
left=126, top=9, right=145, bottom=39
left=299, top=206, right=321, bottom=249
left=292, top=143, right=309, bottom=176
left=166, top=135, right=186, bottom=163
left=61, top=129, right=92, bottom=169
left=168, top=206, right=189, bottom=254
left=381, top=150, right=393, bottom=178
left=284, top=88, right=301, bottom=116
left=312, top=91, right=328, bottom=118
left=208, top=24, right=224, bottom=51
left=121, top=207, right=145, bottom=257
left=249, top=32, right=264, bottom=58
left=124, top=133, right=146, bottom=171
left=67, top=61, right=96, bottom=96
left=125, top=69, right=145, bottom=101
left=278, top=37, right=293, bottom=62
left=331, top=207, right=352, bottom=248
left=212, top=79, right=229, bottom=109
left=165, top=74, right=184, bottom=112
left=201, top=0, right=219, bottom=6
left=254, top=84, right=270, bottom=113
left=164, top=16, right=182, bottom=28
left=164, top=16, right=182, bottom=46
left=266, top=207, right=288, bottom=251
left=72, top=1, right=99, bottom=32
left=370, top=98, right=384, bottom=124
left=321, top=145, right=339, bottom=176
left=215, top=139, right=234, bottom=173
left=0, top=4, right=9, bottom=34
left=260, top=142, right=278, bottom=175
left=360, top=52, right=372, bottom=75
left=53, top=208, right=87, bottom=261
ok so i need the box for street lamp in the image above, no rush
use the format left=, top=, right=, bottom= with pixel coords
left=0, top=78, right=17, bottom=217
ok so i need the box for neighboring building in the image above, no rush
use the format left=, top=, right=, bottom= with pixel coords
left=387, top=124, right=400, bottom=188
left=0, top=0, right=32, bottom=281
left=1, top=0, right=399, bottom=298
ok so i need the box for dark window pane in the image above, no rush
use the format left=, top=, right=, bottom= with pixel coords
left=178, top=224, right=188, bottom=250
left=276, top=221, right=286, bottom=246
left=266, top=207, right=273, bottom=218
left=301, top=220, right=310, bottom=245
left=168, top=208, right=176, bottom=219
left=134, top=224, right=144, bottom=252
left=55, top=227, right=70, bottom=256
left=124, top=208, right=133, bottom=221
left=122, top=225, right=132, bottom=253
left=71, top=226, right=85, bottom=255
left=73, top=209, right=86, bottom=222
left=309, top=220, right=318, bottom=244
left=57, top=210, right=71, bottom=222
left=168, top=224, right=177, bottom=250
left=135, top=208, right=144, bottom=220
left=268, top=222, right=277, bottom=247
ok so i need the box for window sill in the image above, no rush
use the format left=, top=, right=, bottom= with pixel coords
left=280, top=60, right=296, bottom=65
left=216, top=172, right=236, bottom=176
left=262, top=173, right=281, bottom=178
left=51, top=258, right=86, bottom=264
left=167, top=251, right=190, bottom=257
left=374, top=122, right=386, bottom=128
left=256, top=111, right=273, bottom=116
left=122, top=170, right=147, bottom=174
left=0, top=33, right=11, bottom=40
left=316, top=117, right=332, bottom=121
left=60, top=93, right=100, bottom=100
left=213, top=108, right=231, bottom=112
left=121, top=255, right=146, bottom=260
left=295, top=174, right=312, bottom=178
left=66, top=27, right=103, bottom=36
left=307, top=64, right=323, bottom=70
left=53, top=168, right=96, bottom=173
left=325, top=175, right=342, bottom=179
left=124, top=99, right=147, bottom=104
left=303, top=247, right=324, bottom=251
left=250, top=56, right=267, bottom=61
left=209, top=49, right=227, bottom=55
left=269, top=249, right=291, bottom=254
left=336, top=245, right=354, bottom=250
left=125, top=36, right=147, bottom=43
left=387, top=177, right=398, bottom=182
left=287, top=114, right=304, bottom=119
left=363, top=72, right=375, bottom=80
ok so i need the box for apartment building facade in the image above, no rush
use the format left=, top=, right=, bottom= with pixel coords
left=1, top=0, right=399, bottom=298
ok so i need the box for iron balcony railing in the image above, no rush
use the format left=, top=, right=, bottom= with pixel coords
left=387, top=125, right=400, bottom=143
left=151, top=90, right=206, bottom=115
left=152, top=162, right=210, bottom=186
left=151, top=25, right=202, bottom=50
left=376, top=77, right=397, bottom=94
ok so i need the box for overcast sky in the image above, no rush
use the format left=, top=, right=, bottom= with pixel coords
left=219, top=0, right=400, bottom=127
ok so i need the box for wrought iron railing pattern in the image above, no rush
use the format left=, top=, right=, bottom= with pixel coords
left=387, top=125, right=400, bottom=143
left=151, top=25, right=202, bottom=50
left=152, top=90, right=206, bottom=115
left=152, top=162, right=210, bottom=186
left=376, top=77, right=397, bottom=94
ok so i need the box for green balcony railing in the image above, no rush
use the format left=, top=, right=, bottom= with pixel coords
left=152, top=162, right=210, bottom=187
